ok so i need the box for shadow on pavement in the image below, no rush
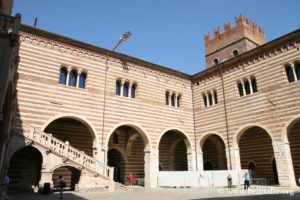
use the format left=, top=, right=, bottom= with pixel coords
left=9, top=192, right=89, bottom=200
left=190, top=192, right=300, bottom=200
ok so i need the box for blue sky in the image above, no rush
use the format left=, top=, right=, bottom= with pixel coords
left=13, top=0, right=300, bottom=75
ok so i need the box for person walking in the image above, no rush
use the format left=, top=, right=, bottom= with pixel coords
left=2, top=174, right=9, bottom=200
left=59, top=175, right=65, bottom=199
left=244, top=172, right=250, bottom=190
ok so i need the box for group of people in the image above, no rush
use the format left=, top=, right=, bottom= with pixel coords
left=227, top=172, right=251, bottom=189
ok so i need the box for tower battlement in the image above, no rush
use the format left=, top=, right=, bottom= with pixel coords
left=204, top=15, right=266, bottom=68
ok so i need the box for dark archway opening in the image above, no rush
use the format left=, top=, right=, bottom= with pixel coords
left=52, top=166, right=81, bottom=191
left=202, top=135, right=227, bottom=170
left=45, top=118, right=94, bottom=157
left=239, top=127, right=278, bottom=184
left=108, top=149, right=124, bottom=183
left=7, top=146, right=42, bottom=191
left=288, top=120, right=300, bottom=185
left=108, top=126, right=146, bottom=186
left=159, top=130, right=188, bottom=171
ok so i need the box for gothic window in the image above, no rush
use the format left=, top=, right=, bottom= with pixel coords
left=213, top=90, right=218, bottom=104
left=166, top=91, right=170, bottom=105
left=123, top=81, right=129, bottom=97
left=171, top=93, right=175, bottom=107
left=244, top=80, right=251, bottom=95
left=203, top=94, right=207, bottom=107
left=79, top=72, right=87, bottom=89
left=177, top=95, right=181, bottom=107
left=68, top=69, right=78, bottom=87
left=251, top=77, right=257, bottom=93
left=131, top=83, right=137, bottom=98
left=237, top=81, right=243, bottom=96
left=208, top=92, right=213, bottom=106
left=295, top=63, right=300, bottom=81
left=285, top=66, right=295, bottom=83
left=59, top=67, right=67, bottom=85
left=116, top=80, right=121, bottom=96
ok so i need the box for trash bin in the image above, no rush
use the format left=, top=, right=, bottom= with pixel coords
left=43, top=183, right=50, bottom=194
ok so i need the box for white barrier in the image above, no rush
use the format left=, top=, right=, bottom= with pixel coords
left=158, top=170, right=249, bottom=187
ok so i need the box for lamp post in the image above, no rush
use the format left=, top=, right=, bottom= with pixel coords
left=100, top=31, right=132, bottom=163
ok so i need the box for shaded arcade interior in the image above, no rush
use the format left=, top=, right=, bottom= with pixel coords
left=202, top=134, right=227, bottom=170
left=107, top=125, right=146, bottom=185
left=288, top=119, right=300, bottom=185
left=159, top=130, right=188, bottom=171
left=239, top=126, right=278, bottom=184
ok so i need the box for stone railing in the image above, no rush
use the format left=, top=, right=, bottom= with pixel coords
left=13, top=119, right=112, bottom=180
left=0, top=13, right=21, bottom=34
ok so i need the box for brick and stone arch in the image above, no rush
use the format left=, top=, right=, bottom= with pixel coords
left=200, top=133, right=228, bottom=170
left=236, top=125, right=278, bottom=183
left=42, top=115, right=99, bottom=158
left=7, top=146, right=43, bottom=191
left=287, top=116, right=300, bottom=185
left=158, top=129, right=192, bottom=171
left=106, top=124, right=151, bottom=186
left=51, top=164, right=81, bottom=190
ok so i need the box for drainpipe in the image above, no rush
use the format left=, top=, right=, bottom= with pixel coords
left=191, top=83, right=198, bottom=171
left=219, top=65, right=232, bottom=170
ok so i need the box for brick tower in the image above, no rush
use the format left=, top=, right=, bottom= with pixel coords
left=204, top=15, right=266, bottom=68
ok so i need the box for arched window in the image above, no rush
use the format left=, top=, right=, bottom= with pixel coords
left=166, top=91, right=170, bottom=105
left=171, top=93, right=175, bottom=107
left=213, top=90, right=218, bottom=104
left=213, top=58, right=219, bottom=65
left=233, top=49, right=239, bottom=56
left=237, top=81, right=243, bottom=96
left=285, top=66, right=295, bottom=83
left=208, top=92, right=213, bottom=106
left=79, top=72, right=87, bottom=89
left=68, top=69, right=78, bottom=87
left=116, top=80, right=122, bottom=96
left=203, top=94, right=207, bottom=107
left=251, top=77, right=257, bottom=93
left=59, top=67, right=67, bottom=85
left=131, top=83, right=137, bottom=98
left=123, top=81, right=129, bottom=97
left=244, top=80, right=251, bottom=95
left=177, top=95, right=181, bottom=107
left=295, top=63, right=300, bottom=81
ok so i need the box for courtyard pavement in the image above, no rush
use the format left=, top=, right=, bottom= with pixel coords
left=8, top=186, right=300, bottom=200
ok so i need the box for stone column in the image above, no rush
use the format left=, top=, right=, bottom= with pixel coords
left=168, top=93, right=171, bottom=106
left=144, top=150, right=159, bottom=188
left=291, top=63, right=297, bottom=81
left=205, top=92, right=209, bottom=106
left=120, top=80, right=124, bottom=96
left=174, top=93, right=178, bottom=108
left=66, top=70, right=70, bottom=86
left=76, top=73, right=80, bottom=88
left=228, top=148, right=241, bottom=170
left=241, top=80, right=246, bottom=96
left=248, top=78, right=253, bottom=94
left=211, top=91, right=215, bottom=105
left=187, top=152, right=196, bottom=171
left=273, top=143, right=297, bottom=186
left=128, top=82, right=132, bottom=98
left=196, top=152, right=203, bottom=171
left=39, top=171, right=53, bottom=189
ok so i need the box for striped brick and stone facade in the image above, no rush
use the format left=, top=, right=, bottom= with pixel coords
left=4, top=16, right=300, bottom=191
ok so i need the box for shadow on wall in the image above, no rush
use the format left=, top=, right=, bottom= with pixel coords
left=10, top=192, right=89, bottom=200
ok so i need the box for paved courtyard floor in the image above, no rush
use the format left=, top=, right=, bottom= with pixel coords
left=9, top=186, right=300, bottom=200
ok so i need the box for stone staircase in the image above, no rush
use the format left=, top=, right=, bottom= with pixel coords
left=12, top=119, right=114, bottom=191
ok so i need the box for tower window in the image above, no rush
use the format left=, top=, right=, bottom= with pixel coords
left=233, top=49, right=239, bottom=56
left=116, top=80, right=121, bottom=96
left=171, top=93, right=175, bottom=107
left=295, top=63, right=300, bottom=81
left=213, top=58, right=219, bottom=65
left=203, top=94, right=207, bottom=107
left=123, top=81, right=129, bottom=97
left=166, top=91, right=170, bottom=105
left=131, top=83, right=137, bottom=98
